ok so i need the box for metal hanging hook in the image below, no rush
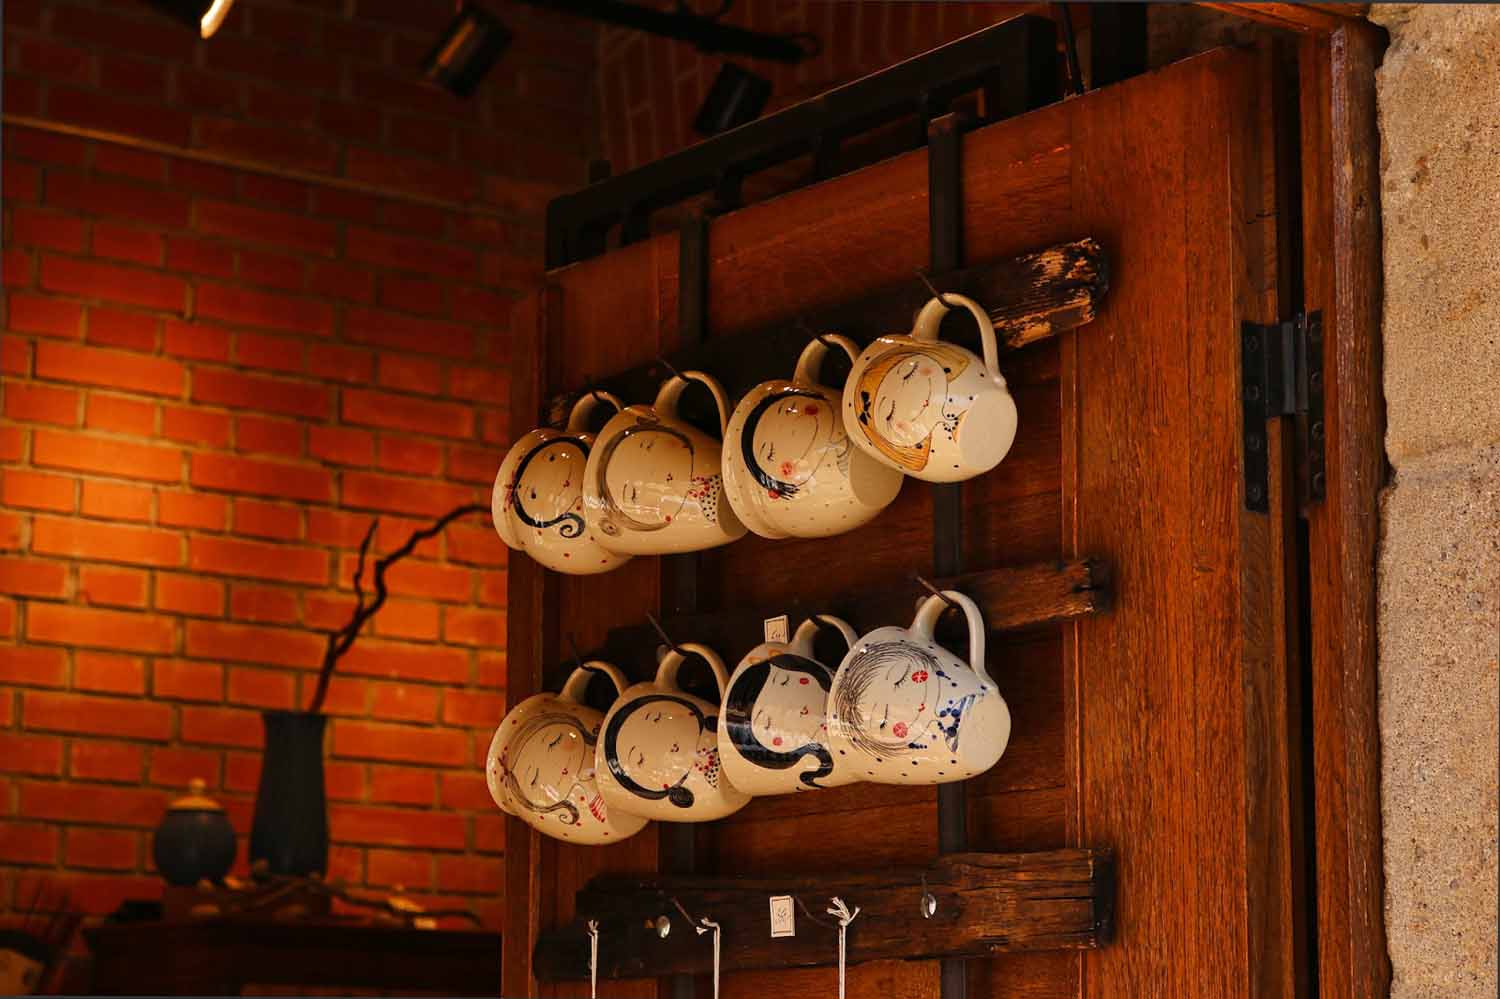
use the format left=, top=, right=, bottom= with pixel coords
left=920, top=875, right=938, bottom=919
left=587, top=919, right=601, bottom=999
left=646, top=613, right=691, bottom=659
left=656, top=356, right=686, bottom=382
left=916, top=269, right=962, bottom=308
left=915, top=574, right=962, bottom=613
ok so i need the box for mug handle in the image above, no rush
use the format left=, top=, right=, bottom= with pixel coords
left=791, top=614, right=858, bottom=658
left=655, top=641, right=730, bottom=699
left=909, top=590, right=992, bottom=688
left=654, top=371, right=733, bottom=437
left=564, top=391, right=623, bottom=432
left=559, top=661, right=629, bottom=703
left=791, top=335, right=860, bottom=387
left=910, top=293, right=1003, bottom=385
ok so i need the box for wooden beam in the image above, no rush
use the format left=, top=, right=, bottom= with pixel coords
left=534, top=848, right=1115, bottom=981
left=1196, top=3, right=1369, bottom=34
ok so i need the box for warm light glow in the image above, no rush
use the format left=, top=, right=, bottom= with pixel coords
left=199, top=0, right=235, bottom=38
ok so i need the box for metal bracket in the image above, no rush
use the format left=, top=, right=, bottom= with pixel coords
left=1241, top=311, right=1325, bottom=513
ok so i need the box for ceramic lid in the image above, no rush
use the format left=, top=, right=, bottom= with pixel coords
left=166, top=778, right=225, bottom=812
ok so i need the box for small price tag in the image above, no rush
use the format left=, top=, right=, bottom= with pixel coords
left=769, top=895, right=795, bottom=938
left=763, top=614, right=789, bottom=644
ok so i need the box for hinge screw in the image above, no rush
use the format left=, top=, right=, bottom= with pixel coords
left=1245, top=385, right=1261, bottom=402
left=1310, top=421, right=1325, bottom=441
left=1248, top=483, right=1264, bottom=503
left=1247, top=432, right=1263, bottom=453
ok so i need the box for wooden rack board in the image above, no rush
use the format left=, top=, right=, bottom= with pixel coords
left=534, top=849, right=1114, bottom=981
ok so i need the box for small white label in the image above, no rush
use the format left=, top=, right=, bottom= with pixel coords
left=763, top=614, right=790, bottom=644
left=769, top=895, right=795, bottom=938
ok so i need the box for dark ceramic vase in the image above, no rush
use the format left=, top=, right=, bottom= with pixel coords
left=249, top=710, right=328, bottom=877
left=152, top=779, right=236, bottom=886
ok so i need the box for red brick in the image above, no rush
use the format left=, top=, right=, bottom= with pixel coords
left=0, top=732, right=64, bottom=775
left=163, top=319, right=231, bottom=361
left=4, top=381, right=78, bottom=425
left=170, top=158, right=238, bottom=198
left=0, top=556, right=68, bottom=598
left=367, top=848, right=433, bottom=889
left=377, top=436, right=443, bottom=476
left=85, top=307, right=159, bottom=352
left=80, top=479, right=153, bottom=523
left=158, top=490, right=227, bottom=530
left=33, top=428, right=181, bottom=482
left=309, top=187, right=380, bottom=223
left=79, top=565, right=149, bottom=608
left=166, top=235, right=234, bottom=277
left=442, top=772, right=493, bottom=812
left=0, top=823, right=59, bottom=865
left=0, top=596, right=13, bottom=638
left=378, top=276, right=447, bottom=318
left=162, top=406, right=231, bottom=447
left=92, top=223, right=164, bottom=266
left=179, top=705, right=262, bottom=748
left=451, top=285, right=512, bottom=327
left=35, top=341, right=183, bottom=397
left=343, top=471, right=475, bottom=518
left=196, top=115, right=339, bottom=173
left=472, top=813, right=505, bottom=854
left=344, top=307, right=473, bottom=359
left=94, top=145, right=166, bottom=184
left=241, top=175, right=308, bottom=212
left=8, top=293, right=83, bottom=337
left=197, top=284, right=332, bottom=337
left=48, top=84, right=189, bottom=145
left=192, top=369, right=328, bottom=419
left=155, top=572, right=223, bottom=616
left=370, top=598, right=440, bottom=642
left=224, top=752, right=261, bottom=792
left=0, top=424, right=21, bottom=460
left=369, top=765, right=435, bottom=806
left=195, top=199, right=337, bottom=256
left=443, top=688, right=506, bottom=728
left=10, top=206, right=87, bottom=251
left=45, top=171, right=190, bottom=228
left=0, top=510, right=23, bottom=550
left=447, top=364, right=507, bottom=402
left=11, top=871, right=164, bottom=917
left=370, top=682, right=439, bottom=723
left=154, top=659, right=224, bottom=702
left=344, top=150, right=481, bottom=210
left=4, top=159, right=42, bottom=203
left=192, top=525, right=325, bottom=581
left=236, top=413, right=302, bottom=456
left=184, top=619, right=325, bottom=668
left=74, top=651, right=146, bottom=695
left=33, top=516, right=181, bottom=567
left=233, top=499, right=300, bottom=541
left=436, top=854, right=502, bottom=894
left=329, top=803, right=465, bottom=849
left=226, top=666, right=296, bottom=709
left=370, top=558, right=471, bottom=603
left=84, top=392, right=156, bottom=434
left=303, top=592, right=357, bottom=631
left=24, top=690, right=172, bottom=740
left=311, top=675, right=367, bottom=717
left=2, top=469, right=74, bottom=511
left=19, top=776, right=165, bottom=827
left=238, top=248, right=305, bottom=291
left=191, top=452, right=331, bottom=503
left=377, top=356, right=444, bottom=397
left=448, top=445, right=502, bottom=485
left=332, top=719, right=466, bottom=766
left=343, top=389, right=472, bottom=439
left=70, top=739, right=145, bottom=782
left=4, top=247, right=32, bottom=287
left=339, top=639, right=469, bottom=685
left=148, top=747, right=222, bottom=788
left=229, top=583, right=299, bottom=624
left=175, top=65, right=244, bottom=114
left=67, top=828, right=139, bottom=870
left=307, top=261, right=374, bottom=304
left=28, top=603, right=175, bottom=653
left=324, top=760, right=363, bottom=801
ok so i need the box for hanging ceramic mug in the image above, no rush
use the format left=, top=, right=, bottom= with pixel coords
left=723, top=336, right=905, bottom=539
left=827, top=590, right=1010, bottom=784
left=486, top=662, right=649, bottom=846
left=719, top=615, right=861, bottom=796
left=583, top=372, right=746, bottom=555
left=595, top=643, right=750, bottom=823
left=492, top=391, right=631, bottom=575
left=842, top=294, right=1018, bottom=483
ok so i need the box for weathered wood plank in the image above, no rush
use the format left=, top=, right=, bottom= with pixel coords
left=534, top=849, right=1114, bottom=982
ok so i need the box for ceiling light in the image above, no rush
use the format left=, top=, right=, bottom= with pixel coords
left=143, top=0, right=238, bottom=39
left=422, top=3, right=513, bottom=99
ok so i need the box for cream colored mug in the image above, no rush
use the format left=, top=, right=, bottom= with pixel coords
left=723, top=336, right=904, bottom=539
left=491, top=391, right=631, bottom=575
left=583, top=372, right=747, bottom=555
left=842, top=294, right=1018, bottom=483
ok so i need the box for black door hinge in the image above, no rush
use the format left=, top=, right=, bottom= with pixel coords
left=1241, top=311, right=1325, bottom=513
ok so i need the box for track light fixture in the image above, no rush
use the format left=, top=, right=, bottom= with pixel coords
left=143, top=0, right=237, bottom=38
left=421, top=2, right=514, bottom=98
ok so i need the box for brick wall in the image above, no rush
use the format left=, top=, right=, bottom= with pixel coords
left=1, top=0, right=598, bottom=942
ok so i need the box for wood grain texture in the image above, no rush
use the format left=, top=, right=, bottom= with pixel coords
left=1298, top=24, right=1391, bottom=999
left=1196, top=3, right=1369, bottom=34
left=535, top=849, right=1114, bottom=981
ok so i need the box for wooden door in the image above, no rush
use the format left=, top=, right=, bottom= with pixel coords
left=506, top=45, right=1298, bottom=999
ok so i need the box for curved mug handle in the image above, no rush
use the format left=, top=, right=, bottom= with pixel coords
left=564, top=391, right=623, bottom=433
left=653, top=371, right=732, bottom=437
left=791, top=335, right=860, bottom=388
left=909, top=590, right=992, bottom=689
left=788, top=614, right=858, bottom=658
left=655, top=641, right=730, bottom=700
left=558, top=661, right=629, bottom=704
left=910, top=293, right=1004, bottom=387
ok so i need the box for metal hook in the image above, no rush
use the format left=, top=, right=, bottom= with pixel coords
left=656, top=356, right=685, bottom=382
left=645, top=613, right=690, bottom=659
left=920, top=875, right=938, bottom=919
left=792, top=894, right=837, bottom=930
left=669, top=896, right=699, bottom=927
left=915, top=574, right=962, bottom=613
left=915, top=269, right=962, bottom=308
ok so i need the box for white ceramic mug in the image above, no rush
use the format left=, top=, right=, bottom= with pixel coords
left=719, top=615, right=861, bottom=796
left=827, top=590, right=1011, bottom=784
left=486, top=662, right=649, bottom=846
left=842, top=294, right=1018, bottom=483
left=492, top=392, right=631, bottom=575
left=583, top=372, right=747, bottom=555
left=723, top=336, right=904, bottom=539
left=595, top=643, right=750, bottom=823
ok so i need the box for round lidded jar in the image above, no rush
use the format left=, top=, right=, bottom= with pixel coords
left=152, top=778, right=237, bottom=886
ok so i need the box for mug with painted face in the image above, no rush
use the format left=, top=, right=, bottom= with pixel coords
left=583, top=372, right=746, bottom=555
left=719, top=615, right=861, bottom=796
left=486, top=662, right=649, bottom=846
left=842, top=294, right=1018, bottom=483
left=492, top=392, right=631, bottom=575
left=596, top=643, right=750, bottom=823
left=722, top=336, right=905, bottom=539
left=827, top=590, right=1011, bottom=784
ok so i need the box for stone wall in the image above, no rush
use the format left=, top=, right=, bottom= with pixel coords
left=1369, top=5, right=1500, bottom=998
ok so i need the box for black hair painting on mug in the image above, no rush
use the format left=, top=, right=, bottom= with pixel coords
left=740, top=388, right=828, bottom=500
left=508, top=436, right=588, bottom=538
left=602, top=694, right=717, bottom=810
left=723, top=654, right=835, bottom=788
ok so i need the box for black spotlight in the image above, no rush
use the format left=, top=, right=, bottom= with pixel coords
left=143, top=0, right=237, bottom=38
left=422, top=3, right=513, bottom=99
left=693, top=63, right=772, bottom=137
